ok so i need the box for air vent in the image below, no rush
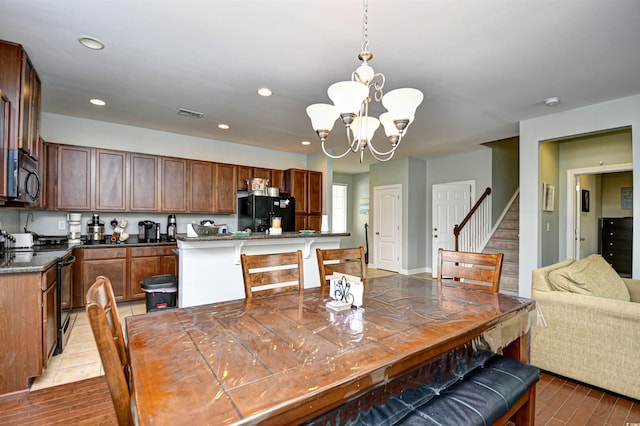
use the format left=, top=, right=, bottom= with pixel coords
left=178, top=108, right=204, bottom=118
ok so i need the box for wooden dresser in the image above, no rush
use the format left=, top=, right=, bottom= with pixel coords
left=600, top=217, right=632, bottom=276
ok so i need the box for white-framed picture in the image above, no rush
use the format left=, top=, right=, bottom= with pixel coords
left=543, top=183, right=555, bottom=212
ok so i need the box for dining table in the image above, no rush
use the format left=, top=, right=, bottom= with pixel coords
left=126, top=274, right=536, bottom=425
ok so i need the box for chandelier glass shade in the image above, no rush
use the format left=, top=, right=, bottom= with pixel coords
left=306, top=0, right=423, bottom=163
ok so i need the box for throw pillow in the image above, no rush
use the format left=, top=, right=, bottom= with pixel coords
left=548, top=254, right=630, bottom=301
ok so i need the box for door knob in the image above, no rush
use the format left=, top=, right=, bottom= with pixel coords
left=375, top=232, right=380, bottom=235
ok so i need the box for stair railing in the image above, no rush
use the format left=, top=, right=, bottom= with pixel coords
left=454, top=187, right=492, bottom=252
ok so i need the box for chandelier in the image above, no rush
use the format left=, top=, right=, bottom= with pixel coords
left=306, top=0, right=424, bottom=163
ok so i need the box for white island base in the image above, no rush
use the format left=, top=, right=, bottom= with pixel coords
left=176, top=233, right=346, bottom=307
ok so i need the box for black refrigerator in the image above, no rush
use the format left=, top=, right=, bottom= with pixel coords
left=238, top=195, right=296, bottom=232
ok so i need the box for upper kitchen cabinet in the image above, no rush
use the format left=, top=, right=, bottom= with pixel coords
left=285, top=169, right=308, bottom=213
left=237, top=165, right=253, bottom=191
left=94, top=149, right=127, bottom=211
left=161, top=157, right=187, bottom=212
left=189, top=160, right=214, bottom=213
left=215, top=163, right=237, bottom=213
left=130, top=153, right=159, bottom=211
left=190, top=161, right=237, bottom=213
left=284, top=168, right=323, bottom=231
left=308, top=170, right=322, bottom=215
left=0, top=41, right=41, bottom=159
left=57, top=145, right=92, bottom=211
left=271, top=169, right=285, bottom=192
left=0, top=91, right=9, bottom=199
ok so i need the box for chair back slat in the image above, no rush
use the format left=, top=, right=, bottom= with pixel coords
left=86, top=276, right=132, bottom=426
left=316, top=247, right=366, bottom=295
left=241, top=251, right=304, bottom=301
left=437, top=249, right=503, bottom=293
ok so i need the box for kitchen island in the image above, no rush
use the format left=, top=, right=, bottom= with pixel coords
left=176, top=232, right=349, bottom=307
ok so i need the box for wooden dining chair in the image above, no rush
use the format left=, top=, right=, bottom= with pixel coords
left=437, top=248, right=504, bottom=293
left=86, top=276, right=133, bottom=426
left=316, top=246, right=366, bottom=296
left=240, top=250, right=305, bottom=302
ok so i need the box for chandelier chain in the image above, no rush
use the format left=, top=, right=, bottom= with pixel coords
left=361, top=0, right=369, bottom=53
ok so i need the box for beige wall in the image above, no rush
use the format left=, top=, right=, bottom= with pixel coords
left=602, top=171, right=633, bottom=217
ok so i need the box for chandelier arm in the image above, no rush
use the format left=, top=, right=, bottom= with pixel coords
left=346, top=126, right=361, bottom=153
left=367, top=133, right=404, bottom=157
left=367, top=147, right=396, bottom=162
left=321, top=139, right=356, bottom=159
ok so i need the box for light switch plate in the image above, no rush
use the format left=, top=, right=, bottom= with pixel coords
left=58, top=220, right=66, bottom=230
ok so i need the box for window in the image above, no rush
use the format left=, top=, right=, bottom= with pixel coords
left=332, top=184, right=348, bottom=233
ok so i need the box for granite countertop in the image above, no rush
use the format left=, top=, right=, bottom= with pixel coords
left=0, top=236, right=180, bottom=274
left=176, top=231, right=350, bottom=242
left=0, top=250, right=71, bottom=274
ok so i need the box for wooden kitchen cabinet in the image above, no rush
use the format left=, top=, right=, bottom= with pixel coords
left=74, top=248, right=128, bottom=306
left=286, top=169, right=308, bottom=213
left=130, top=153, right=159, bottom=211
left=0, top=272, right=45, bottom=394
left=308, top=170, right=323, bottom=215
left=0, top=41, right=41, bottom=158
left=285, top=168, right=323, bottom=231
left=57, top=145, right=92, bottom=210
left=41, top=264, right=58, bottom=369
left=237, top=165, right=253, bottom=191
left=189, top=160, right=215, bottom=212
left=161, top=157, right=188, bottom=212
left=271, top=169, right=285, bottom=192
left=43, top=143, right=57, bottom=209
left=129, top=246, right=178, bottom=300
left=215, top=163, right=237, bottom=213
left=95, top=148, right=127, bottom=211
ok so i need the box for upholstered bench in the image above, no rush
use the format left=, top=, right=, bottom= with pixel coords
left=349, top=355, right=539, bottom=426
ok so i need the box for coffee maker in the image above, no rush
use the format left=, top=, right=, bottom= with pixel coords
left=167, top=215, right=177, bottom=241
left=138, top=220, right=159, bottom=242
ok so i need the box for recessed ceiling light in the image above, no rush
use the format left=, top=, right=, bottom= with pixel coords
left=257, top=88, right=272, bottom=97
left=301, top=140, right=311, bottom=146
left=78, top=36, right=105, bottom=50
left=218, top=124, right=230, bottom=130
left=544, top=97, right=560, bottom=107
left=89, top=98, right=106, bottom=106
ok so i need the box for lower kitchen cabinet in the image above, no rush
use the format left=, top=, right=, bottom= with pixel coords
left=129, top=246, right=178, bottom=300
left=72, top=245, right=178, bottom=307
left=0, top=272, right=48, bottom=394
left=42, top=264, right=58, bottom=369
left=73, top=247, right=127, bottom=307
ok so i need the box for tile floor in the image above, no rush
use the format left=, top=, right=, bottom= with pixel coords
left=31, top=267, right=407, bottom=391
left=30, top=302, right=147, bottom=391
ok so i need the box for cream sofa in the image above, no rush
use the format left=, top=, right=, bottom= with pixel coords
left=531, top=255, right=640, bottom=400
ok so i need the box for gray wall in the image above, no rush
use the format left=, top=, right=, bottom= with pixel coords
left=426, top=148, right=493, bottom=272
left=557, top=129, right=632, bottom=258
left=539, top=141, right=560, bottom=265
left=485, top=137, right=519, bottom=223
left=407, top=158, right=427, bottom=273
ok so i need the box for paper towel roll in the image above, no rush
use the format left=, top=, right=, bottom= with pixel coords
left=321, top=215, right=329, bottom=232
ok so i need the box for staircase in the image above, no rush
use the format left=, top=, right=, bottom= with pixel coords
left=483, top=194, right=520, bottom=296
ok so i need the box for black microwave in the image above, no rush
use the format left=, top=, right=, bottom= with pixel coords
left=7, top=149, right=40, bottom=203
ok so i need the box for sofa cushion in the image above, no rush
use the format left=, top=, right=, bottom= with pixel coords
left=548, top=254, right=630, bottom=301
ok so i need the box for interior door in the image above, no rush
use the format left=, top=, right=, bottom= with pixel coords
left=374, top=185, right=401, bottom=272
left=431, top=183, right=472, bottom=277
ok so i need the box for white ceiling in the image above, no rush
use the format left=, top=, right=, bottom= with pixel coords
left=2, top=0, right=639, bottom=173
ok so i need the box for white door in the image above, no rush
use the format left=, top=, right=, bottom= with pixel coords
left=574, top=175, right=583, bottom=259
left=431, top=183, right=473, bottom=277
left=374, top=185, right=401, bottom=272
